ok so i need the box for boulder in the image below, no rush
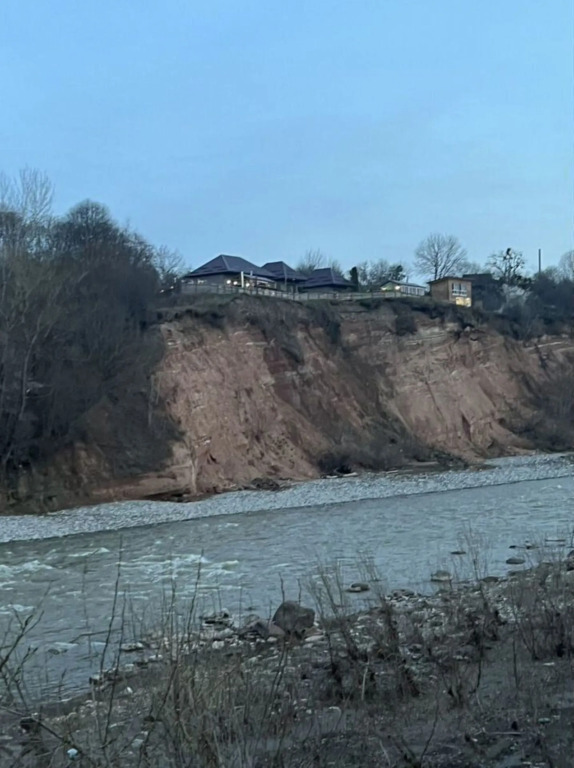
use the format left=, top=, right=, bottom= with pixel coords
left=202, top=610, right=233, bottom=627
left=506, top=557, right=525, bottom=565
left=272, top=601, right=315, bottom=635
left=346, top=582, right=370, bottom=593
left=120, top=642, right=145, bottom=653
left=239, top=618, right=285, bottom=640
left=268, top=621, right=286, bottom=638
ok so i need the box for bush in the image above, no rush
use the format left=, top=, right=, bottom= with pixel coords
left=393, top=305, right=417, bottom=335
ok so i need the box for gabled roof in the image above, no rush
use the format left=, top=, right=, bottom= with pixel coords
left=184, top=255, right=275, bottom=279
left=302, top=267, right=354, bottom=289
left=262, top=261, right=307, bottom=282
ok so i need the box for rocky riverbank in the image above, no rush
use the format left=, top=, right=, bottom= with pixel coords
left=2, top=551, right=574, bottom=767
left=1, top=453, right=573, bottom=543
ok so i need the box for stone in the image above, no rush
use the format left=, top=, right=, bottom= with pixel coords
left=304, top=633, right=324, bottom=644
left=202, top=610, right=233, bottom=627
left=239, top=618, right=285, bottom=640
left=506, top=557, right=525, bottom=565
left=430, top=570, right=452, bottom=583
left=450, top=550, right=466, bottom=556
left=272, top=601, right=315, bottom=635
left=268, top=621, right=286, bottom=638
left=120, top=642, right=145, bottom=653
left=239, top=618, right=268, bottom=639
left=346, top=582, right=370, bottom=593
left=392, top=588, right=415, bottom=599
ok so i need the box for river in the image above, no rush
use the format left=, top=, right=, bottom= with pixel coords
left=1, top=455, right=573, bottom=699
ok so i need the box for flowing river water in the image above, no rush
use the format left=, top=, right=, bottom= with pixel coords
left=1, top=455, right=573, bottom=699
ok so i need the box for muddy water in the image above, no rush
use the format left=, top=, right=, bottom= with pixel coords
left=1, top=462, right=573, bottom=698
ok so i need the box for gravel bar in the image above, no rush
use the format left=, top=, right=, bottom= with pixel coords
left=1, top=453, right=573, bottom=544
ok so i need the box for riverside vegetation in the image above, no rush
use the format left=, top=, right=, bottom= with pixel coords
left=1, top=543, right=574, bottom=767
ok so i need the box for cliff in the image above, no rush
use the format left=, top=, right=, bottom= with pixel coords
left=3, top=295, right=573, bottom=513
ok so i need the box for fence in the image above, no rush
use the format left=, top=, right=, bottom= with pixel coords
left=180, top=282, right=429, bottom=304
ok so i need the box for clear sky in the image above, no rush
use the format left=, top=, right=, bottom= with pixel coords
left=1, top=0, right=572, bottom=276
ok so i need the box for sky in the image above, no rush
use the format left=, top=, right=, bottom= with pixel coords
left=1, top=0, right=572, bottom=277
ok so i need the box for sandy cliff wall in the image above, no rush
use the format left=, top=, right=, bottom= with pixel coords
left=3, top=296, right=573, bottom=513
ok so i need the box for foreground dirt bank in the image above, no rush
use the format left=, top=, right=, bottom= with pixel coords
left=3, top=296, right=574, bottom=514
left=2, top=552, right=574, bottom=767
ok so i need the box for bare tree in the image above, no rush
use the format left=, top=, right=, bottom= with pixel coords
left=0, top=169, right=54, bottom=255
left=297, top=248, right=344, bottom=276
left=487, top=247, right=526, bottom=286
left=414, top=233, right=468, bottom=281
left=0, top=168, right=53, bottom=229
left=558, top=250, right=574, bottom=281
left=154, top=246, right=184, bottom=291
left=463, top=260, right=485, bottom=275
left=0, top=190, right=164, bottom=481
left=296, top=248, right=326, bottom=276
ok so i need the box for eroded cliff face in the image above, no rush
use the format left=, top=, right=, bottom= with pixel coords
left=3, top=297, right=573, bottom=513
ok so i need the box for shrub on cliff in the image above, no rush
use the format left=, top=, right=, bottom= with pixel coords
left=391, top=303, right=418, bottom=335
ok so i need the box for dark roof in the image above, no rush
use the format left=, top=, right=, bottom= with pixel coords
left=261, top=261, right=307, bottom=282
left=302, top=268, right=354, bottom=290
left=429, top=276, right=472, bottom=284
left=463, top=273, right=496, bottom=281
left=184, top=255, right=275, bottom=280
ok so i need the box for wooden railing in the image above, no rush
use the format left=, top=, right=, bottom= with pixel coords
left=180, top=282, right=430, bottom=304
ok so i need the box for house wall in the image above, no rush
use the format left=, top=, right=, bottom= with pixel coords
left=399, top=285, right=425, bottom=297
left=448, top=280, right=472, bottom=306
left=430, top=281, right=450, bottom=302
left=430, top=279, right=472, bottom=306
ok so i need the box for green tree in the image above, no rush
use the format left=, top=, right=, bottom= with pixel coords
left=355, top=259, right=405, bottom=290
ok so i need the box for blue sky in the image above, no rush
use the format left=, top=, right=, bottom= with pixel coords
left=1, top=0, right=572, bottom=276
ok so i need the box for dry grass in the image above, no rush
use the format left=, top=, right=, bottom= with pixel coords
left=1, top=543, right=574, bottom=767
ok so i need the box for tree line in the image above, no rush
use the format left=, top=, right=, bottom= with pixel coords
left=0, top=169, right=180, bottom=479
left=297, top=233, right=574, bottom=328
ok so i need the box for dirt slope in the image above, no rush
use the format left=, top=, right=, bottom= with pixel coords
left=3, top=296, right=573, bottom=513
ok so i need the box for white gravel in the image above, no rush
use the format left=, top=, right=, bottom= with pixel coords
left=0, top=453, right=572, bottom=544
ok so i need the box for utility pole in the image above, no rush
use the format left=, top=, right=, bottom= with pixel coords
left=538, top=248, right=542, bottom=274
